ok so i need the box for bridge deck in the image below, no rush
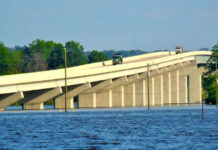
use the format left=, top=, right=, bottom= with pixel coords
left=0, top=51, right=212, bottom=94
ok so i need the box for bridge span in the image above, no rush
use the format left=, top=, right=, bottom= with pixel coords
left=0, top=51, right=211, bottom=110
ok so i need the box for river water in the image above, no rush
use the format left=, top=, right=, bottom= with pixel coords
left=0, top=106, right=217, bottom=149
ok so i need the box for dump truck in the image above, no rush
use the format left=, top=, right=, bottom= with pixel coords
left=112, top=54, right=123, bottom=65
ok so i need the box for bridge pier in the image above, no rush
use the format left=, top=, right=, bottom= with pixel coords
left=96, top=91, right=111, bottom=108
left=112, top=86, right=123, bottom=107
left=77, top=61, right=203, bottom=108
left=22, top=87, right=62, bottom=110
left=189, top=68, right=204, bottom=104
left=23, top=103, right=43, bottom=110
left=153, top=74, right=163, bottom=106
left=179, top=75, right=188, bottom=104
left=55, top=83, right=91, bottom=109
left=124, top=83, right=135, bottom=107
left=79, top=79, right=112, bottom=108
left=135, top=79, right=146, bottom=107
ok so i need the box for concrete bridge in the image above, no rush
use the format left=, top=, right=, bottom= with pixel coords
left=0, top=51, right=211, bottom=110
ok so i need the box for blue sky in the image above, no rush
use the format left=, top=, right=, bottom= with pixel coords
left=0, top=0, right=218, bottom=51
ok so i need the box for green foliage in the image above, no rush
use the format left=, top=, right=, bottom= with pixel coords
left=48, top=43, right=65, bottom=69
left=0, top=42, right=16, bottom=75
left=203, top=76, right=217, bottom=104
left=209, top=42, right=218, bottom=63
left=204, top=42, right=218, bottom=104
left=88, top=50, right=109, bottom=63
left=65, top=41, right=88, bottom=67
left=0, top=39, right=90, bottom=74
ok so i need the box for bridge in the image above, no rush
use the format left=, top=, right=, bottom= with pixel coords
left=0, top=51, right=211, bottom=110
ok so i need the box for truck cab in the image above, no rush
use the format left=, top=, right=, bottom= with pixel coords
left=175, top=46, right=183, bottom=54
left=112, top=54, right=123, bottom=65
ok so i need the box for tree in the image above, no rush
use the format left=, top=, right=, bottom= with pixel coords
left=48, top=43, right=65, bottom=69
left=65, top=41, right=88, bottom=67
left=204, top=42, right=218, bottom=104
left=88, top=50, right=109, bottom=63
left=10, top=50, right=23, bottom=73
left=0, top=42, right=13, bottom=75
left=203, top=76, right=217, bottom=104
left=29, top=39, right=56, bottom=64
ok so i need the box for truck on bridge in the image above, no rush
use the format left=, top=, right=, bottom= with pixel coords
left=175, top=46, right=183, bottom=54
left=112, top=54, right=123, bottom=65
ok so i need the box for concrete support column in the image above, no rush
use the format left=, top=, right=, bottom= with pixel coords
left=112, top=86, right=123, bottom=107
left=143, top=79, right=147, bottom=106
left=23, top=87, right=62, bottom=110
left=189, top=70, right=202, bottom=103
left=179, top=75, right=188, bottom=104
left=55, top=97, right=74, bottom=109
left=135, top=80, right=144, bottom=107
left=154, top=75, right=163, bottom=106
left=177, top=70, right=180, bottom=104
left=160, top=74, right=164, bottom=106
left=93, top=93, right=96, bottom=108
left=102, top=76, right=127, bottom=108
left=79, top=79, right=112, bottom=108
left=55, top=83, right=91, bottom=109
left=121, top=86, right=125, bottom=107
left=23, top=103, right=43, bottom=110
left=109, top=90, right=112, bottom=107
left=79, top=93, right=94, bottom=108
left=151, top=77, right=155, bottom=106
left=124, top=83, right=134, bottom=107
left=133, top=83, right=136, bottom=107
left=96, top=91, right=110, bottom=108
left=163, top=72, right=170, bottom=105
left=168, top=72, right=172, bottom=105
left=171, top=70, right=179, bottom=104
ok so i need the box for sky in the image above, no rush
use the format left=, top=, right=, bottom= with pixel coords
left=0, top=0, right=218, bottom=51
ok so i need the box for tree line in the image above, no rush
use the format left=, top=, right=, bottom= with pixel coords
left=0, top=39, right=110, bottom=75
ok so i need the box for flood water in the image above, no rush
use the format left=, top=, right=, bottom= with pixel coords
left=0, top=106, right=217, bottom=149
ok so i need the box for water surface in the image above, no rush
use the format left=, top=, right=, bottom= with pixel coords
left=0, top=106, right=217, bottom=149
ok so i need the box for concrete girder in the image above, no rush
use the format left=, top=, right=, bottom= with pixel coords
left=103, top=76, right=128, bottom=91
left=122, top=74, right=139, bottom=86
left=25, top=87, right=62, bottom=104
left=55, top=82, right=91, bottom=109
left=0, top=91, right=24, bottom=110
left=138, top=73, right=146, bottom=80
left=149, top=61, right=195, bottom=77
left=179, top=66, right=197, bottom=76
left=85, top=79, right=113, bottom=93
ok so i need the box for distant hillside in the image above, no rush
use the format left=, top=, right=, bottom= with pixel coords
left=85, top=50, right=148, bottom=59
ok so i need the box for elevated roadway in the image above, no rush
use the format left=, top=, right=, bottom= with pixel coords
left=0, top=51, right=212, bottom=110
